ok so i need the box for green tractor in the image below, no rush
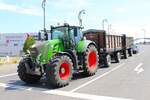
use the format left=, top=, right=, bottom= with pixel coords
left=17, top=24, right=99, bottom=87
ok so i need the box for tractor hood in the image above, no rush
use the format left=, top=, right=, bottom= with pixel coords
left=29, top=41, right=46, bottom=58
left=29, top=39, right=64, bottom=64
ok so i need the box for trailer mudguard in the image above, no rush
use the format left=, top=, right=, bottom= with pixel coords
left=76, top=39, right=96, bottom=53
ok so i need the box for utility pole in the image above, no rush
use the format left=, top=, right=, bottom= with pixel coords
left=42, top=0, right=46, bottom=31
left=41, top=0, right=48, bottom=40
left=108, top=24, right=112, bottom=34
left=102, top=19, right=108, bottom=30
left=78, top=9, right=85, bottom=27
left=142, top=29, right=146, bottom=44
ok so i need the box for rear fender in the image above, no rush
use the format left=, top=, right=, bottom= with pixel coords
left=76, top=40, right=97, bottom=53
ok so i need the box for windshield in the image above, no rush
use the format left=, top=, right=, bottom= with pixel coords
left=51, top=27, right=68, bottom=39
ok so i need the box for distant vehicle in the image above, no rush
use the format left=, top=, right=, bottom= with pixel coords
left=132, top=44, right=139, bottom=54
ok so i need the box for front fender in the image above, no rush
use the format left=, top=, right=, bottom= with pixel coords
left=38, top=39, right=64, bottom=64
left=76, top=40, right=96, bottom=53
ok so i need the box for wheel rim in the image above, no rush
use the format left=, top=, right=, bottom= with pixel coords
left=59, top=62, right=70, bottom=80
left=88, top=51, right=97, bottom=69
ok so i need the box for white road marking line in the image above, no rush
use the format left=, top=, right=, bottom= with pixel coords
left=0, top=82, right=132, bottom=100
left=70, top=63, right=125, bottom=93
left=137, top=68, right=144, bottom=74
left=43, top=90, right=132, bottom=100
left=0, top=73, right=17, bottom=78
left=26, top=87, right=33, bottom=91
left=134, top=63, right=143, bottom=71
left=137, top=53, right=141, bottom=56
left=0, top=82, right=29, bottom=90
left=0, top=83, right=8, bottom=88
left=134, top=63, right=144, bottom=74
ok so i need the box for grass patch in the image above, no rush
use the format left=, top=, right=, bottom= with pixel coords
left=0, top=57, right=20, bottom=65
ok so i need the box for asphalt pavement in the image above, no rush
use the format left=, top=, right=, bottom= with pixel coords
left=0, top=45, right=149, bottom=100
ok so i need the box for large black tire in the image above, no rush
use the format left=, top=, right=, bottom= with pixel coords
left=133, top=50, right=137, bottom=54
left=46, top=55, right=73, bottom=87
left=128, top=49, right=133, bottom=56
left=83, top=44, right=99, bottom=76
left=123, top=50, right=128, bottom=59
left=105, top=54, right=111, bottom=67
left=17, top=60, right=41, bottom=84
left=115, top=52, right=121, bottom=63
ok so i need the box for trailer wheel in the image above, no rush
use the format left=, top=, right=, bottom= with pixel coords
left=83, top=44, right=99, bottom=76
left=128, top=49, right=133, bottom=56
left=115, top=52, right=121, bottom=63
left=133, top=50, right=137, bottom=54
left=46, top=55, right=73, bottom=87
left=17, top=60, right=41, bottom=84
left=123, top=50, right=128, bottom=59
left=106, top=54, right=111, bottom=67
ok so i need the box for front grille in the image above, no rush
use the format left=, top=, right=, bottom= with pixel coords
left=30, top=47, right=39, bottom=58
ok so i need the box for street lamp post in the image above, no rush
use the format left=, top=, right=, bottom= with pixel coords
left=108, top=24, right=112, bottom=34
left=78, top=9, right=85, bottom=27
left=42, top=0, right=46, bottom=31
left=142, top=29, right=146, bottom=44
left=102, top=19, right=108, bottom=30
left=41, top=0, right=48, bottom=40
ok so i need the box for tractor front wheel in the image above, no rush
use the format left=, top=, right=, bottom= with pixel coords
left=46, top=55, right=73, bottom=87
left=83, top=44, right=99, bottom=76
left=17, top=60, right=41, bottom=84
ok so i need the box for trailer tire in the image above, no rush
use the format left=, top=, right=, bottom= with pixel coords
left=83, top=44, right=99, bottom=76
left=46, top=55, right=73, bottom=87
left=115, top=52, right=121, bottom=63
left=17, top=60, right=41, bottom=84
left=128, top=49, right=133, bottom=56
left=123, top=50, right=128, bottom=59
left=133, top=50, right=137, bottom=54
left=105, top=54, right=111, bottom=67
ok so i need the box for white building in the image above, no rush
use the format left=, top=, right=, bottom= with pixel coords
left=0, top=33, right=38, bottom=57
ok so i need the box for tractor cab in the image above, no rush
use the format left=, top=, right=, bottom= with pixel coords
left=51, top=24, right=83, bottom=49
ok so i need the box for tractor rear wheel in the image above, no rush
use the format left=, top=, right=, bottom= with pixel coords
left=83, top=44, right=99, bottom=76
left=46, top=55, right=73, bottom=87
left=17, top=60, right=41, bottom=84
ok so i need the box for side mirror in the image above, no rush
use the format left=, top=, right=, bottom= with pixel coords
left=74, top=28, right=78, bottom=37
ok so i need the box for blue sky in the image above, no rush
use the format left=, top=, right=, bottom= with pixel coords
left=0, top=0, right=150, bottom=38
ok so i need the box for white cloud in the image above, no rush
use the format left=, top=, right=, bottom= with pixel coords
left=47, top=0, right=90, bottom=11
left=113, top=7, right=128, bottom=13
left=111, top=24, right=150, bottom=38
left=0, top=2, right=42, bottom=16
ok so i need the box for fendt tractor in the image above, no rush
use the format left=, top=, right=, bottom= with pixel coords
left=17, top=24, right=100, bottom=87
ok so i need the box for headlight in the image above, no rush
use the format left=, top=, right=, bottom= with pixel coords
left=31, top=44, right=36, bottom=48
